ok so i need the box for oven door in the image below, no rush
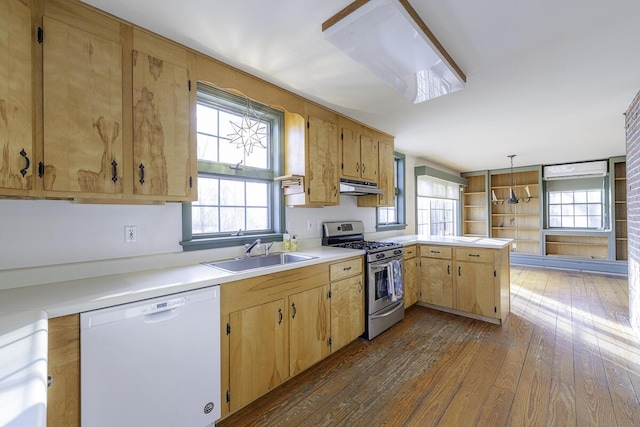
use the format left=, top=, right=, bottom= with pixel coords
left=368, top=257, right=403, bottom=314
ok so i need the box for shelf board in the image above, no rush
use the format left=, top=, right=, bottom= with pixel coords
left=545, top=241, right=608, bottom=247
left=491, top=213, right=540, bottom=217
left=616, top=237, right=628, bottom=241
left=545, top=254, right=608, bottom=260
left=616, top=219, right=627, bottom=222
left=464, top=205, right=486, bottom=208
left=464, top=191, right=486, bottom=195
left=615, top=177, right=627, bottom=181
left=491, top=227, right=539, bottom=231
left=464, top=220, right=486, bottom=223
left=615, top=200, right=627, bottom=204
left=463, top=234, right=487, bottom=237
left=491, top=184, right=538, bottom=190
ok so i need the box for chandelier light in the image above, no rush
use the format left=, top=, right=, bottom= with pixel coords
left=492, top=155, right=531, bottom=205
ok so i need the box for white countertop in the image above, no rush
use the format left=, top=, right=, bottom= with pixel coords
left=380, top=234, right=513, bottom=249
left=0, top=311, right=48, bottom=427
left=0, top=247, right=363, bottom=318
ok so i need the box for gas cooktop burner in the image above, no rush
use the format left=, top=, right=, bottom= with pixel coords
left=334, top=241, right=401, bottom=252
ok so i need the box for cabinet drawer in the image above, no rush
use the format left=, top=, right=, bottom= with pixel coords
left=404, top=245, right=417, bottom=259
left=421, top=246, right=452, bottom=259
left=455, top=247, right=494, bottom=263
left=330, top=257, right=363, bottom=281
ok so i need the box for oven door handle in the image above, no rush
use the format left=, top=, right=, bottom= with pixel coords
left=370, top=299, right=404, bottom=320
left=370, top=262, right=393, bottom=273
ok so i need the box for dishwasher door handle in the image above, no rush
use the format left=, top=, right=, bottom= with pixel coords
left=144, top=308, right=179, bottom=324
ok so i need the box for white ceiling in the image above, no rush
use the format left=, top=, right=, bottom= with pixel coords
left=82, top=0, right=640, bottom=173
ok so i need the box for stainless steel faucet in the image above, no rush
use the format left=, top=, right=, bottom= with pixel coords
left=265, top=242, right=274, bottom=255
left=244, top=239, right=261, bottom=257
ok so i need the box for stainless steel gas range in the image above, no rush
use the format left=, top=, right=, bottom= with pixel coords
left=322, top=221, right=404, bottom=339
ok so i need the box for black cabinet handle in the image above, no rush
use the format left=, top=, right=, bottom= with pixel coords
left=19, top=149, right=30, bottom=177
left=447, top=265, right=450, bottom=275
left=139, top=163, right=145, bottom=185
left=358, top=281, right=362, bottom=293
left=278, top=308, right=283, bottom=325
left=47, top=375, right=53, bottom=388
left=334, top=185, right=337, bottom=197
left=362, top=163, right=366, bottom=173
left=430, top=250, right=441, bottom=254
left=38, top=162, right=44, bottom=178
left=469, top=254, right=481, bottom=258
left=111, top=160, right=118, bottom=183
left=356, top=162, right=360, bottom=172
left=291, top=302, right=297, bottom=319
left=458, top=266, right=461, bottom=276
left=343, top=266, right=352, bottom=271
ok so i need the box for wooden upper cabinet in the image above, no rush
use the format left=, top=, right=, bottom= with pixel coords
left=358, top=133, right=394, bottom=207
left=307, top=115, right=339, bottom=205
left=132, top=30, right=195, bottom=201
left=42, top=11, right=124, bottom=195
left=359, top=133, right=378, bottom=182
left=340, top=119, right=378, bottom=183
left=0, top=0, right=34, bottom=195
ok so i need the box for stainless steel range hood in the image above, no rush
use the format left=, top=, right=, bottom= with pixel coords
left=339, top=179, right=384, bottom=196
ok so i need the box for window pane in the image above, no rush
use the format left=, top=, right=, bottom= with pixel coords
left=574, top=191, right=587, bottom=203
left=588, top=204, right=601, bottom=216
left=588, top=190, right=602, bottom=203
left=561, top=217, right=574, bottom=227
left=220, top=180, right=245, bottom=206
left=588, top=216, right=601, bottom=228
left=220, top=110, right=241, bottom=138
left=549, top=192, right=561, bottom=204
left=192, top=206, right=219, bottom=234
left=196, top=104, right=218, bottom=135
left=561, top=205, right=574, bottom=216
left=549, top=205, right=561, bottom=216
left=197, top=177, right=219, bottom=205
left=575, top=216, right=587, bottom=227
left=549, top=216, right=561, bottom=227
left=219, top=137, right=244, bottom=166
left=247, top=182, right=268, bottom=207
left=197, top=134, right=219, bottom=162
left=561, top=192, right=573, bottom=204
left=246, top=207, right=269, bottom=230
left=220, top=207, right=244, bottom=232
left=575, top=204, right=587, bottom=216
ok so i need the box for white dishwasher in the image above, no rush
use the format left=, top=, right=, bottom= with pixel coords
left=80, top=286, right=220, bottom=427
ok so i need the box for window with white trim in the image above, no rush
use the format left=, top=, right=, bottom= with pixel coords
left=416, top=175, right=460, bottom=236
left=377, top=153, right=406, bottom=229
left=546, top=177, right=607, bottom=229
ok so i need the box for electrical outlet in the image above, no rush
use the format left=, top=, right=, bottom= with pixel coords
left=512, top=242, right=517, bottom=249
left=307, top=220, right=313, bottom=231
left=125, top=225, right=137, bottom=243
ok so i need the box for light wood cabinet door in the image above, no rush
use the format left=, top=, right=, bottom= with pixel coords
left=455, top=261, right=496, bottom=317
left=377, top=136, right=395, bottom=206
left=132, top=49, right=192, bottom=199
left=42, top=15, right=123, bottom=195
left=404, top=257, right=419, bottom=308
left=307, top=116, right=338, bottom=205
left=360, top=134, right=378, bottom=182
left=48, top=314, right=80, bottom=427
left=341, top=125, right=360, bottom=179
left=0, top=0, right=34, bottom=194
left=289, top=284, right=330, bottom=375
left=229, top=299, right=287, bottom=412
left=331, top=275, right=364, bottom=352
left=420, top=257, right=454, bottom=308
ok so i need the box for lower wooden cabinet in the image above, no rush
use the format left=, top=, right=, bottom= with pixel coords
left=289, top=285, right=331, bottom=376
left=229, top=299, right=287, bottom=413
left=221, top=257, right=364, bottom=417
left=403, top=245, right=419, bottom=307
left=47, top=314, right=81, bottom=427
left=420, top=257, right=454, bottom=308
left=330, top=258, right=364, bottom=352
left=419, top=244, right=510, bottom=324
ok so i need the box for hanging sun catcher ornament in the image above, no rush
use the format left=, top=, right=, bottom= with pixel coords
left=227, top=97, right=268, bottom=156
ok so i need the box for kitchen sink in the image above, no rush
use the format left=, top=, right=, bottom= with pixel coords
left=204, top=253, right=317, bottom=272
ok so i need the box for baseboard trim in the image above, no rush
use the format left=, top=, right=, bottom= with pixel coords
left=511, top=254, right=628, bottom=276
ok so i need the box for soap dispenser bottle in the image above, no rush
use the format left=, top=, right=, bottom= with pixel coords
left=283, top=230, right=291, bottom=252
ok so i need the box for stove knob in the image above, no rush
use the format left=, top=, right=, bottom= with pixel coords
left=394, top=249, right=402, bottom=255
left=376, top=253, right=385, bottom=259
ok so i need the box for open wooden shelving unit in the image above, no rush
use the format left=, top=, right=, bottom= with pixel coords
left=490, top=169, right=541, bottom=255
left=614, top=161, right=627, bottom=261
left=545, top=234, right=609, bottom=259
left=462, top=174, right=488, bottom=237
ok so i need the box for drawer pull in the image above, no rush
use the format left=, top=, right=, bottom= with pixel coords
left=458, top=266, right=461, bottom=276
left=430, top=250, right=441, bottom=254
left=469, top=254, right=481, bottom=258
left=447, top=265, right=450, bottom=275
left=278, top=308, right=283, bottom=325
left=343, top=266, right=352, bottom=271
left=291, top=302, right=297, bottom=319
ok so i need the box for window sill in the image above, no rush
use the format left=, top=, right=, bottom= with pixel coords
left=181, top=233, right=283, bottom=251
left=376, top=223, right=408, bottom=232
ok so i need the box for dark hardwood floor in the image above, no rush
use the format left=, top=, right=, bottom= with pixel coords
left=217, top=266, right=640, bottom=426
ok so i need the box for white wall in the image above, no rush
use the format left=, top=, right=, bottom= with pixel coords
left=0, top=154, right=435, bottom=272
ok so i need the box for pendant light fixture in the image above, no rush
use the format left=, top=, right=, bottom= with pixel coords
left=492, top=155, right=531, bottom=205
